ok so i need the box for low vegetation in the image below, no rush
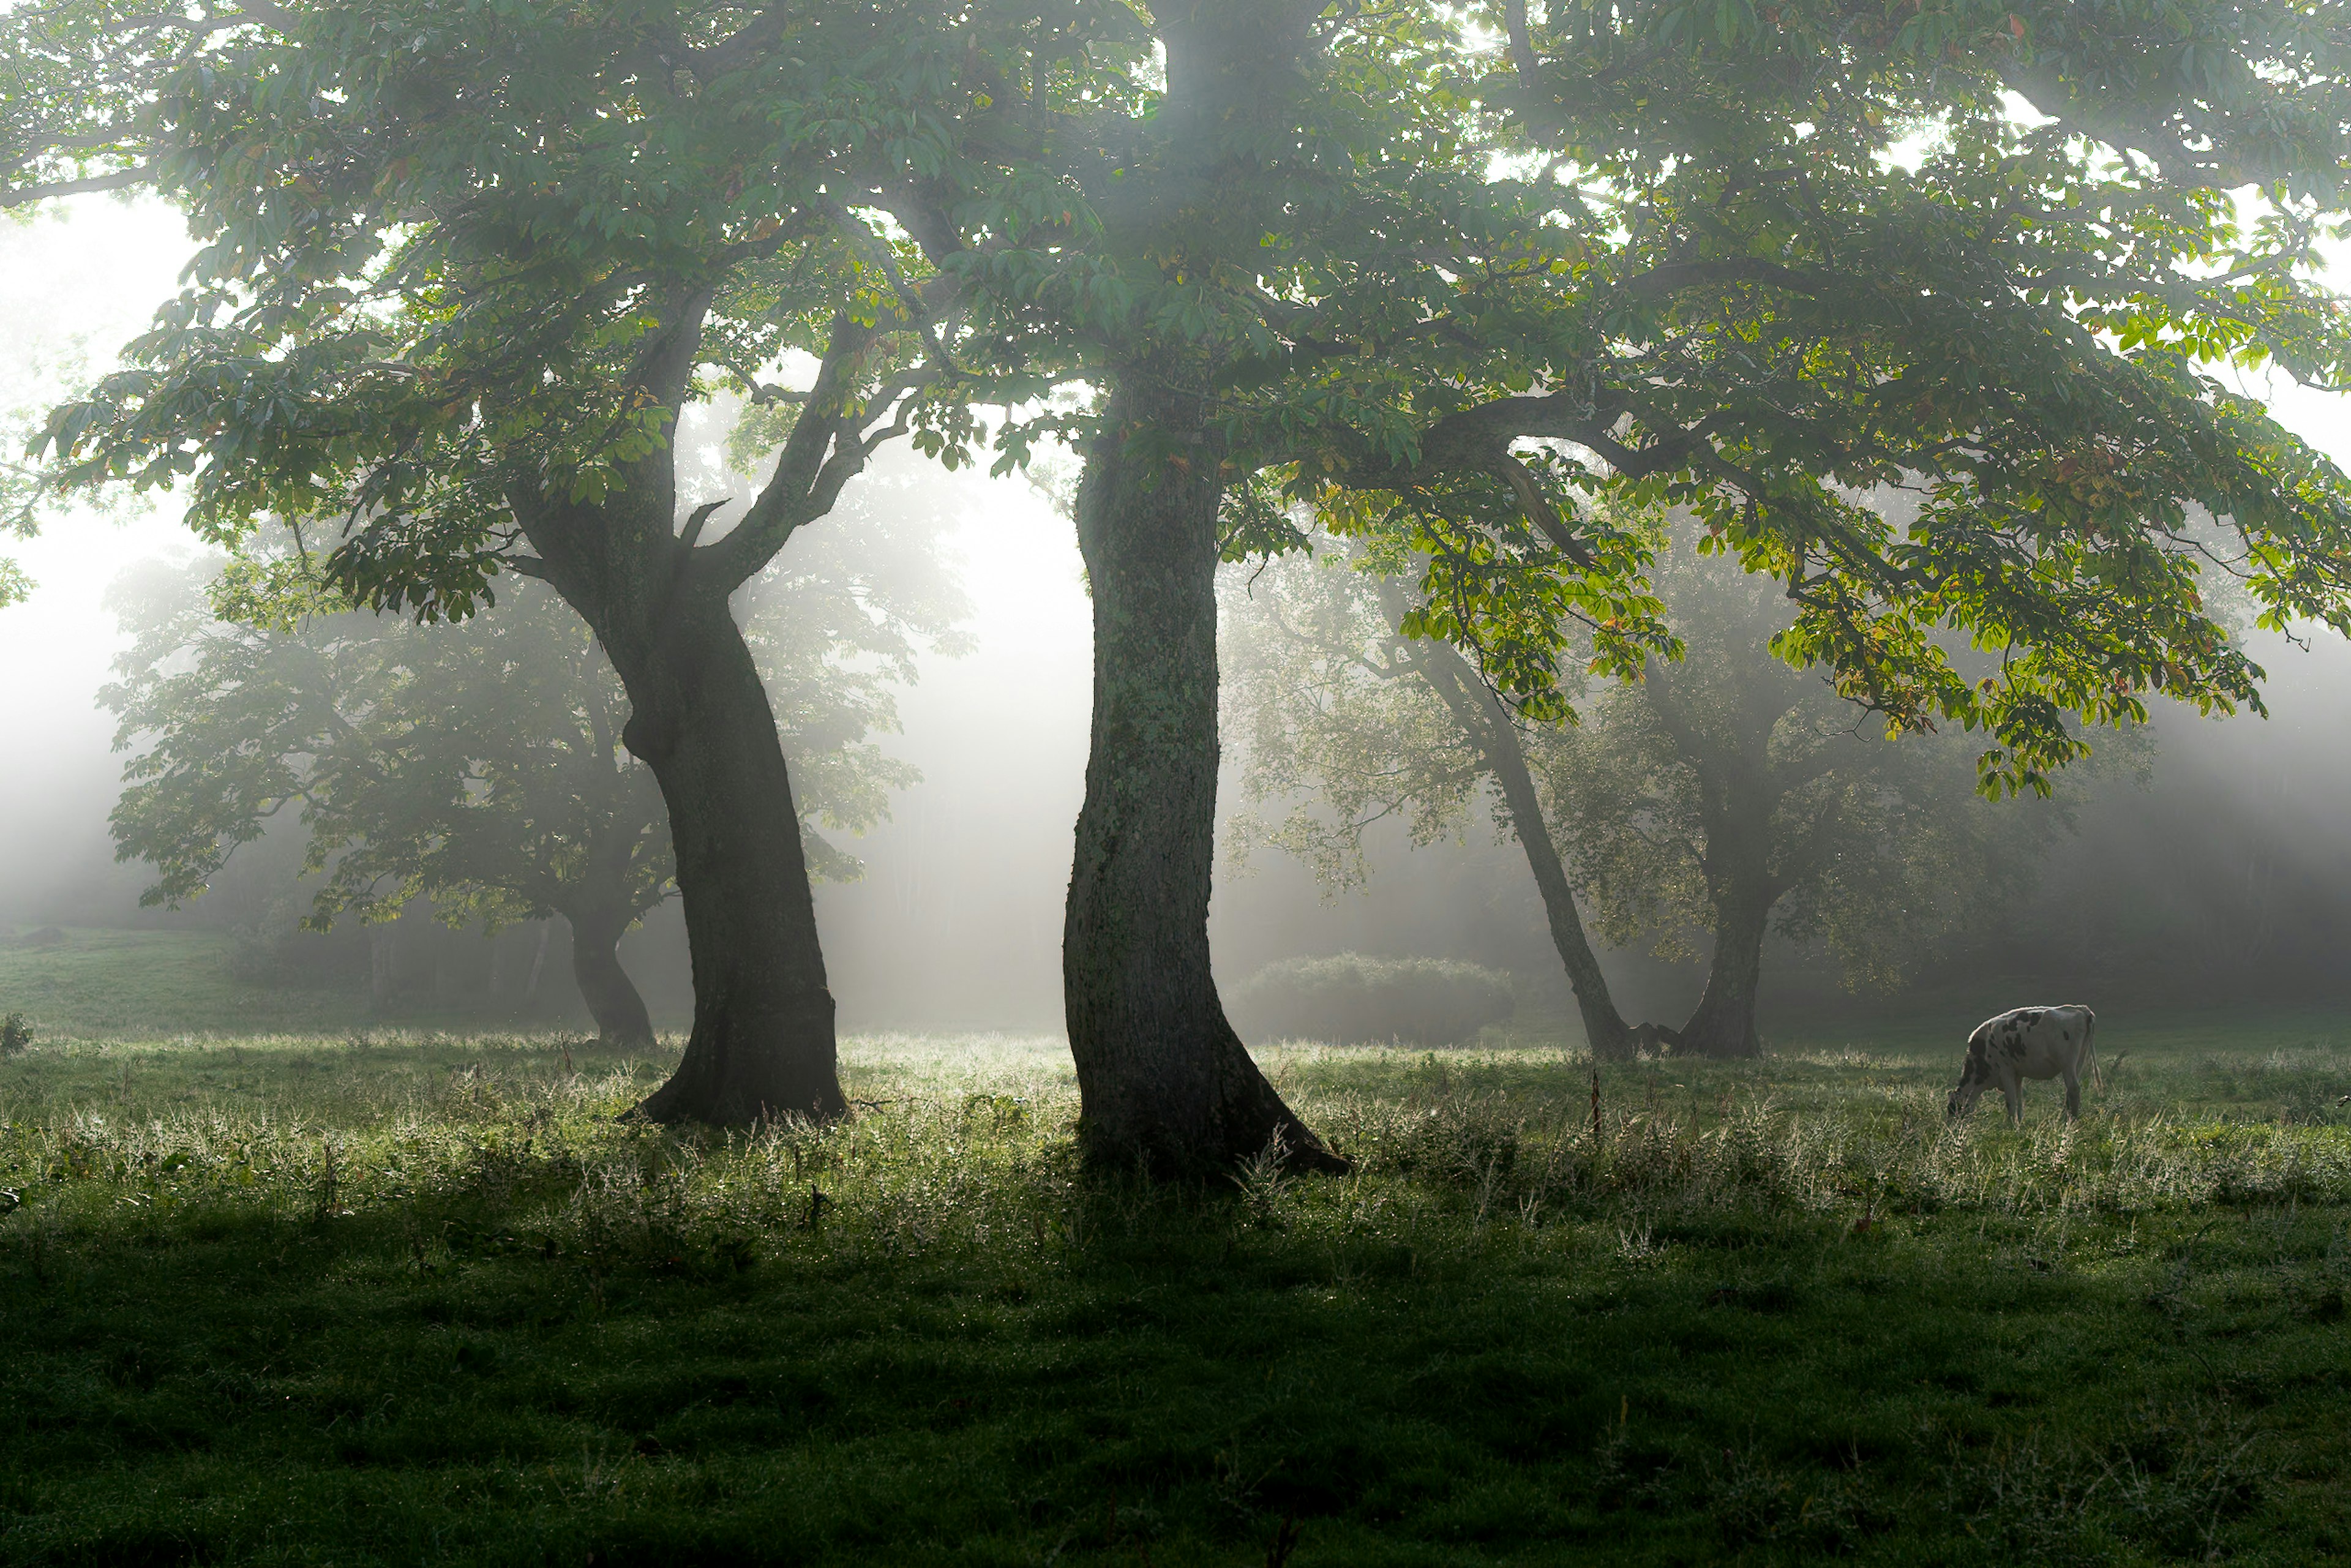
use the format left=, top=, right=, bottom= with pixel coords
left=2, top=1019, right=2348, bottom=1565
left=1229, top=954, right=1517, bottom=1048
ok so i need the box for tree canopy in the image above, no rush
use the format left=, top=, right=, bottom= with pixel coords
left=894, top=0, right=2351, bottom=793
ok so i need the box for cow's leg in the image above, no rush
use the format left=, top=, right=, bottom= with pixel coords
left=2001, top=1077, right=2023, bottom=1125
left=2062, top=1064, right=2081, bottom=1120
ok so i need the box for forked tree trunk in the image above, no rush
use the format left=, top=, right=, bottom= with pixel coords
left=1064, top=375, right=1343, bottom=1174
left=618, top=598, right=844, bottom=1124
left=1677, top=879, right=1772, bottom=1059
left=565, top=904, right=656, bottom=1049
left=1409, top=634, right=1636, bottom=1061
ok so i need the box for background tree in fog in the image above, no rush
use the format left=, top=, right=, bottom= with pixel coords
left=1227, top=532, right=2068, bottom=1058
left=1530, top=533, right=2068, bottom=1057
left=106, top=561, right=672, bottom=1044
left=103, top=483, right=966, bottom=1046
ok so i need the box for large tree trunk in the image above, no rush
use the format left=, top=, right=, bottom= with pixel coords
left=618, top=598, right=844, bottom=1124
left=1064, top=375, right=1343, bottom=1175
left=1677, top=877, right=1772, bottom=1058
left=565, top=904, right=656, bottom=1049
left=1409, top=634, right=1636, bottom=1061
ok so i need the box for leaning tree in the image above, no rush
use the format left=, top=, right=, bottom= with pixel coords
left=1224, top=546, right=1645, bottom=1062
left=874, top=0, right=2351, bottom=1170
left=1228, top=532, right=2068, bottom=1060
left=36, top=0, right=1008, bottom=1123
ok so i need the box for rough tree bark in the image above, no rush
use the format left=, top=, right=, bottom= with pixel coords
left=564, top=903, right=656, bottom=1050
left=1063, top=373, right=1344, bottom=1174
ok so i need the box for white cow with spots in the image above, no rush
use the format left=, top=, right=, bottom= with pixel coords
left=1946, top=1005, right=2099, bottom=1123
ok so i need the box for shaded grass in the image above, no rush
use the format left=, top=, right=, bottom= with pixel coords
left=0, top=1026, right=2348, bottom=1565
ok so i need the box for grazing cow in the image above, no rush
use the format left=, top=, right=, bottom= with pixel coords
left=1946, top=1005, right=2099, bottom=1123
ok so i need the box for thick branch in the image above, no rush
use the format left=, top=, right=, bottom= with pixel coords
left=702, top=315, right=873, bottom=587
left=0, top=166, right=149, bottom=208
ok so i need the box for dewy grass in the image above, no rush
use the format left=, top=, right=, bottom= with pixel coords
left=1, top=1029, right=2349, bottom=1565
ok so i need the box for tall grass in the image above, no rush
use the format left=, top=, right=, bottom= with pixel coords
left=10, top=1036, right=2346, bottom=1267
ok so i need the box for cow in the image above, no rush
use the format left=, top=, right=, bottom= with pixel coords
left=1946, top=1005, right=2099, bottom=1123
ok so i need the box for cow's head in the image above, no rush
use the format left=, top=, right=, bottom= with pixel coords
left=1947, top=1038, right=1990, bottom=1119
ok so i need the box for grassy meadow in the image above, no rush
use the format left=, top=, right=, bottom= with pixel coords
left=2, top=938, right=2350, bottom=1564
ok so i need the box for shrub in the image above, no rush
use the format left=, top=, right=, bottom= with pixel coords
left=0, top=1012, right=29, bottom=1054
left=1228, top=953, right=1514, bottom=1046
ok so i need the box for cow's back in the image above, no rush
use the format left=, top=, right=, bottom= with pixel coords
left=1985, top=1004, right=2094, bottom=1079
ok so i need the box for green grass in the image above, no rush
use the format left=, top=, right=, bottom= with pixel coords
left=2, top=1019, right=2349, bottom=1566
left=0, top=929, right=369, bottom=1038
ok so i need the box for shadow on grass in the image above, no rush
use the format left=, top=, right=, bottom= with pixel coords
left=0, top=1033, right=2347, bottom=1564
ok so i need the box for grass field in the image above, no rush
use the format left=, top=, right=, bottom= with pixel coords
left=0, top=928, right=370, bottom=1039
left=2, top=953, right=2349, bottom=1564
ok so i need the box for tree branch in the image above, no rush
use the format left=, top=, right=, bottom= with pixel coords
left=701, top=315, right=875, bottom=588
left=0, top=166, right=149, bottom=208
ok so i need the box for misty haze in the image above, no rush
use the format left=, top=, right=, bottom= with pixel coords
left=6, top=6, right=2351, bottom=1562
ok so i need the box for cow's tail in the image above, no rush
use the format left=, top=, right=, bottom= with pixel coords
left=2083, top=1008, right=2101, bottom=1092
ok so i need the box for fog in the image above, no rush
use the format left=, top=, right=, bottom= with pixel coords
left=7, top=197, right=2351, bottom=1041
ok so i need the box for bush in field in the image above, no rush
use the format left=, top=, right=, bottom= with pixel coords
left=0, top=1013, right=29, bottom=1054
left=1230, top=954, right=1513, bottom=1046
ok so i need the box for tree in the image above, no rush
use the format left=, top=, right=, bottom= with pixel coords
left=1225, top=544, right=1645, bottom=1060
left=1534, top=531, right=2071, bottom=1056
left=102, top=471, right=966, bottom=1046
left=106, top=557, right=673, bottom=1043
left=887, top=0, right=2351, bottom=1167
left=39, top=0, right=996, bottom=1123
